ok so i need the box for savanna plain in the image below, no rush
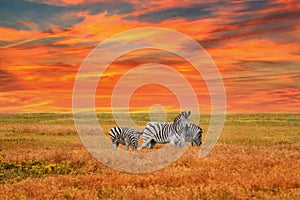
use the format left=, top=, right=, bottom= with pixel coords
left=0, top=113, right=299, bottom=199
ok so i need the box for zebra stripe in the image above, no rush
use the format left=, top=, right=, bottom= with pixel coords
left=109, top=126, right=140, bottom=150
left=138, top=111, right=191, bottom=150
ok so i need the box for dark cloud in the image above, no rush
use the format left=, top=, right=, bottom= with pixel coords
left=256, top=88, right=300, bottom=107
left=198, top=23, right=294, bottom=49
left=0, top=69, right=23, bottom=92
left=226, top=5, right=300, bottom=35
left=198, top=4, right=300, bottom=48
left=227, top=60, right=300, bottom=89
left=0, top=39, right=23, bottom=47
left=291, top=50, right=300, bottom=55
left=0, top=41, right=11, bottom=47
left=234, top=0, right=284, bottom=13
left=234, top=60, right=300, bottom=70
left=113, top=50, right=187, bottom=67
left=70, top=1, right=135, bottom=15
left=225, top=0, right=290, bottom=27
left=0, top=0, right=135, bottom=31
left=124, top=4, right=219, bottom=23
left=0, top=0, right=70, bottom=31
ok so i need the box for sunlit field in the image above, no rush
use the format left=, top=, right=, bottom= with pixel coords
left=0, top=113, right=299, bottom=199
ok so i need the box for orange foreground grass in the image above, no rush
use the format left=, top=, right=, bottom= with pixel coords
left=0, top=113, right=299, bottom=199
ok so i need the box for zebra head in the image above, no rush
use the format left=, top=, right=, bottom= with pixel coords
left=191, top=126, right=204, bottom=146
left=175, top=111, right=191, bottom=130
left=131, top=131, right=142, bottom=150
left=134, top=131, right=143, bottom=139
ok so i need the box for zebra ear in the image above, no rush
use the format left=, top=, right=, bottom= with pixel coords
left=187, top=111, right=191, bottom=116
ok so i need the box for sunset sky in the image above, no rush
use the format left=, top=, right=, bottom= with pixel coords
left=1, top=0, right=300, bottom=114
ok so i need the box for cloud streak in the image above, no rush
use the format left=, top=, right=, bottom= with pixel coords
left=124, top=3, right=217, bottom=23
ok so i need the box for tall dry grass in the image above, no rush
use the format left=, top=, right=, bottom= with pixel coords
left=0, top=113, right=299, bottom=199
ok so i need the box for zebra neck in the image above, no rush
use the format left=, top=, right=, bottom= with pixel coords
left=174, top=122, right=184, bottom=135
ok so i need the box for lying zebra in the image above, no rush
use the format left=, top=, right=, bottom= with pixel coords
left=137, top=111, right=191, bottom=150
left=174, top=112, right=204, bottom=146
left=109, top=126, right=141, bottom=150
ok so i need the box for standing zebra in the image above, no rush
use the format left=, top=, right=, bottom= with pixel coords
left=109, top=126, right=141, bottom=150
left=137, top=111, right=191, bottom=150
left=185, top=124, right=204, bottom=146
left=174, top=112, right=204, bottom=146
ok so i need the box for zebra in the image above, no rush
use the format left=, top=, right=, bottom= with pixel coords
left=173, top=112, right=204, bottom=146
left=144, top=121, right=189, bottom=149
left=137, top=111, right=191, bottom=150
left=109, top=126, right=141, bottom=150
left=185, top=124, right=204, bottom=146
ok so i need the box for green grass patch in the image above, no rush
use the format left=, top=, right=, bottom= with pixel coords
left=0, top=159, right=85, bottom=183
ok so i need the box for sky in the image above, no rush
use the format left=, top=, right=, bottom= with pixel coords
left=0, top=0, right=299, bottom=114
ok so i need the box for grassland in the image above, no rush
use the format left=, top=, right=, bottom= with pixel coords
left=0, top=113, right=299, bottom=199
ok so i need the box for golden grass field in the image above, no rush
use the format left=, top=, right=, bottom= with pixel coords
left=0, top=113, right=299, bottom=199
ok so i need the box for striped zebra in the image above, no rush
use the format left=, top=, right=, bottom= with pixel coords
left=109, top=126, right=141, bottom=150
left=137, top=111, right=191, bottom=150
left=147, top=123, right=188, bottom=148
left=174, top=112, right=204, bottom=146
left=185, top=124, right=204, bottom=146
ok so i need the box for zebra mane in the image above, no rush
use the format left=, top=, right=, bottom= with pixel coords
left=173, top=111, right=191, bottom=122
